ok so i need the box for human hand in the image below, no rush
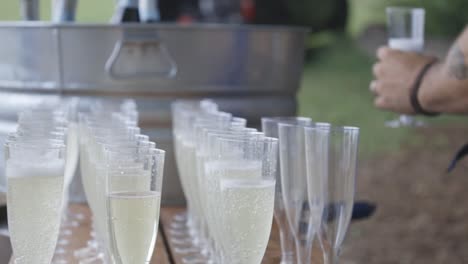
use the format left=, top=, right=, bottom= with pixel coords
left=370, top=46, right=436, bottom=114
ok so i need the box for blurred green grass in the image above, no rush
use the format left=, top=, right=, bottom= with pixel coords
left=0, top=0, right=113, bottom=22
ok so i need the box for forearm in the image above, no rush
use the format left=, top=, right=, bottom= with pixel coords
left=419, top=27, right=468, bottom=114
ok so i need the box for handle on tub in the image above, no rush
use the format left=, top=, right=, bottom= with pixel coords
left=105, top=30, right=178, bottom=80
left=111, top=0, right=160, bottom=23
left=111, top=0, right=140, bottom=23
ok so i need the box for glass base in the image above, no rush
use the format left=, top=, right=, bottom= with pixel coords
left=386, top=115, right=425, bottom=128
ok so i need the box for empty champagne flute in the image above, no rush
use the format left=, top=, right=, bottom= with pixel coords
left=261, top=117, right=312, bottom=264
left=304, top=125, right=359, bottom=264
left=385, top=6, right=425, bottom=127
left=278, top=122, right=317, bottom=264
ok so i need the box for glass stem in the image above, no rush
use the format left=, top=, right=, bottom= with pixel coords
left=322, top=245, right=340, bottom=264
left=294, top=239, right=312, bottom=264
left=329, top=251, right=340, bottom=264
left=278, top=225, right=296, bottom=263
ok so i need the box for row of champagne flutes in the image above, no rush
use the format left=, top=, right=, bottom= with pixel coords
left=75, top=100, right=165, bottom=264
left=171, top=99, right=277, bottom=264
left=171, top=100, right=359, bottom=264
left=262, top=118, right=359, bottom=264
left=5, top=103, right=80, bottom=264
left=4, top=99, right=166, bottom=264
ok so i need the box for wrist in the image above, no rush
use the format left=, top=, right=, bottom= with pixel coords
left=409, top=59, right=440, bottom=116
left=418, top=62, right=444, bottom=113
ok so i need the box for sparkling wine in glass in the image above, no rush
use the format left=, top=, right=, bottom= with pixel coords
left=5, top=142, right=66, bottom=264
left=107, top=148, right=166, bottom=264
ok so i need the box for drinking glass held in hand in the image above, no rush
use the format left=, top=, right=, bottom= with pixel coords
left=385, top=7, right=425, bottom=128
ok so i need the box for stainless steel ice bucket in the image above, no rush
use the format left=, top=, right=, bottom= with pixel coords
left=0, top=22, right=308, bottom=205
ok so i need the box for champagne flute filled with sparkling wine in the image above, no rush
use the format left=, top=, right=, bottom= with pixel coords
left=171, top=99, right=280, bottom=264
left=76, top=99, right=166, bottom=263
left=79, top=99, right=167, bottom=264
left=3, top=99, right=168, bottom=264
left=106, top=147, right=165, bottom=264
left=5, top=106, right=68, bottom=264
left=17, top=102, right=81, bottom=262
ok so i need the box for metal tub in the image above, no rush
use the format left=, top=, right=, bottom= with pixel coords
left=0, top=22, right=307, bottom=205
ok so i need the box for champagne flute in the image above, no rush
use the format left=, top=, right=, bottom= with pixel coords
left=93, top=136, right=155, bottom=262
left=206, top=135, right=278, bottom=263
left=107, top=148, right=166, bottom=264
left=278, top=123, right=316, bottom=264
left=172, top=100, right=218, bottom=233
left=198, top=127, right=257, bottom=263
left=304, top=125, right=359, bottom=264
left=13, top=105, right=77, bottom=262
left=181, top=115, right=246, bottom=263
left=170, top=100, right=223, bottom=260
left=385, top=7, right=425, bottom=128
left=75, top=101, right=141, bottom=262
left=5, top=142, right=66, bottom=264
left=84, top=126, right=146, bottom=262
left=261, top=117, right=312, bottom=264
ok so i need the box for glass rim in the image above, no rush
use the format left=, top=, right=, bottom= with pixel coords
left=7, top=133, right=65, bottom=142
left=94, top=133, right=145, bottom=141
left=18, top=122, right=67, bottom=128
left=204, top=127, right=256, bottom=135
left=214, top=134, right=277, bottom=144
left=104, top=148, right=164, bottom=165
left=103, top=142, right=156, bottom=153
left=261, top=116, right=312, bottom=123
left=231, top=117, right=247, bottom=122
left=9, top=137, right=65, bottom=143
left=207, top=130, right=263, bottom=139
left=278, top=121, right=331, bottom=129
left=18, top=126, right=67, bottom=131
left=303, top=124, right=360, bottom=133
left=5, top=141, right=66, bottom=149
left=12, top=130, right=66, bottom=136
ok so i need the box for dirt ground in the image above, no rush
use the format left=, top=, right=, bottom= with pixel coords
left=341, top=125, right=468, bottom=264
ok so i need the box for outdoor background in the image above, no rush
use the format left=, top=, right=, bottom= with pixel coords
left=1, top=1, right=468, bottom=263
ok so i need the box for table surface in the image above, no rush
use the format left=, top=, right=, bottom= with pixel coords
left=12, top=204, right=323, bottom=264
